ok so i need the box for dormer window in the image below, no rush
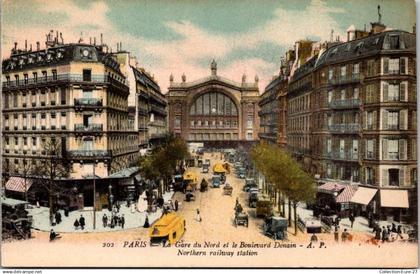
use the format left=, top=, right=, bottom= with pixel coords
left=37, top=55, right=43, bottom=62
left=33, top=72, right=38, bottom=82
left=6, top=76, right=10, bottom=85
left=47, top=53, right=52, bottom=61
left=24, top=74, right=28, bottom=84
left=28, top=57, right=34, bottom=64
left=19, top=58, right=24, bottom=66
left=57, top=52, right=63, bottom=58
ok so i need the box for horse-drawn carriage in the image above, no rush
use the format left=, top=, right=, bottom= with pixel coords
left=2, top=198, right=32, bottom=240
left=223, top=183, right=233, bottom=196
left=234, top=202, right=248, bottom=227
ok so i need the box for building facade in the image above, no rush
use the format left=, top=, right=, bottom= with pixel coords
left=2, top=32, right=139, bottom=206
left=259, top=20, right=417, bottom=222
left=167, top=60, right=260, bottom=147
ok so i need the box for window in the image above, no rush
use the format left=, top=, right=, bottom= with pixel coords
left=50, top=89, right=56, bottom=105
left=386, top=139, right=399, bottom=160
left=339, top=139, right=345, bottom=159
left=246, top=132, right=253, bottom=140
left=41, top=113, right=46, bottom=130
left=353, top=63, right=360, bottom=78
left=174, top=116, right=181, bottom=128
left=411, top=169, right=417, bottom=185
left=40, top=90, right=46, bottom=106
left=384, top=82, right=399, bottom=102
left=340, top=66, right=346, bottom=79
left=190, top=120, right=195, bottom=127
left=366, top=167, right=374, bottom=185
left=32, top=114, right=36, bottom=130
left=388, top=169, right=400, bottom=186
left=42, top=71, right=47, bottom=81
left=52, top=69, right=57, bottom=80
left=366, top=139, right=375, bottom=159
left=60, top=87, right=66, bottom=105
left=33, top=72, right=38, bottom=82
left=327, top=90, right=333, bottom=103
left=15, top=75, right=19, bottom=85
left=51, top=113, right=56, bottom=129
left=352, top=140, right=358, bottom=160
left=353, top=88, right=359, bottom=99
left=13, top=94, right=18, bottom=107
left=23, top=114, right=27, bottom=129
left=24, top=74, right=28, bottom=84
left=366, top=84, right=376, bottom=103
left=412, top=139, right=417, bottom=160
left=4, top=94, right=9, bottom=109
left=6, top=76, right=10, bottom=85
left=32, top=137, right=36, bottom=147
left=326, top=138, right=332, bottom=154
left=23, top=137, right=27, bottom=146
left=340, top=89, right=346, bottom=100
left=387, top=111, right=399, bottom=130
left=326, top=164, right=332, bottom=178
left=83, top=69, right=91, bottom=81
left=328, top=68, right=334, bottom=80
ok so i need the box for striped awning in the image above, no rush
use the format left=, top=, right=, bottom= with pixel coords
left=5, top=177, right=33, bottom=192
left=335, top=185, right=358, bottom=203
left=318, top=182, right=346, bottom=194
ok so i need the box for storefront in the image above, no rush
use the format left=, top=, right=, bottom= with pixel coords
left=379, top=189, right=409, bottom=223
left=350, top=187, right=378, bottom=218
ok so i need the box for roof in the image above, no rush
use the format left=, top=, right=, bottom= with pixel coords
left=290, top=54, right=317, bottom=82
left=5, top=177, right=33, bottom=192
left=107, top=166, right=140, bottom=179
left=2, top=197, right=29, bottom=207
left=315, top=30, right=415, bottom=68
left=168, top=74, right=258, bottom=92
left=132, top=66, right=161, bottom=92
left=3, top=43, right=125, bottom=76
left=335, top=184, right=358, bottom=203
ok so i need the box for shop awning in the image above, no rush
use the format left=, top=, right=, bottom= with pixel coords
left=350, top=187, right=378, bottom=205
left=335, top=185, right=358, bottom=203
left=5, top=177, right=33, bottom=192
left=318, top=182, right=346, bottom=194
left=135, top=174, right=142, bottom=182
left=380, top=189, right=409, bottom=208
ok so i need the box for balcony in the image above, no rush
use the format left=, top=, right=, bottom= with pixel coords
left=74, top=124, right=103, bottom=136
left=67, top=150, right=111, bottom=159
left=150, top=105, right=167, bottom=116
left=74, top=98, right=103, bottom=107
left=2, top=74, right=129, bottom=92
left=328, top=123, right=360, bottom=134
left=323, top=151, right=359, bottom=162
left=327, top=74, right=360, bottom=85
left=138, top=108, right=149, bottom=116
left=329, top=98, right=361, bottom=109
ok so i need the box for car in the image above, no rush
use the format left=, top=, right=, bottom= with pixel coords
left=212, top=175, right=221, bottom=188
left=248, top=190, right=259, bottom=208
left=263, top=216, right=288, bottom=240
left=202, top=166, right=209, bottom=173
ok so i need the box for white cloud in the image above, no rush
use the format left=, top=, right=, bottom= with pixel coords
left=2, top=0, right=346, bottom=93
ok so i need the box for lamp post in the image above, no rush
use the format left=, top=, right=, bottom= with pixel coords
left=93, top=160, right=97, bottom=230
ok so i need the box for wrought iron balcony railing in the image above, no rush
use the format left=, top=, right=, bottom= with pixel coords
left=328, top=123, right=360, bottom=134
left=74, top=98, right=103, bottom=107
left=329, top=98, right=361, bottom=109
left=74, top=124, right=103, bottom=132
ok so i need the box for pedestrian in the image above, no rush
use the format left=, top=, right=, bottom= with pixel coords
left=381, top=226, right=388, bottom=242
left=102, top=214, right=108, bottom=228
left=375, top=225, right=382, bottom=240
left=196, top=209, right=202, bottom=222
left=74, top=219, right=80, bottom=230
left=110, top=215, right=115, bottom=229
left=64, top=207, right=69, bottom=217
left=113, top=214, right=119, bottom=227
left=341, top=228, right=349, bottom=242
left=121, top=214, right=125, bottom=229
left=143, top=214, right=150, bottom=228
left=397, top=225, right=403, bottom=239
left=49, top=229, right=60, bottom=241
left=79, top=215, right=85, bottom=230
left=36, top=200, right=40, bottom=208
left=174, top=200, right=179, bottom=212
left=334, top=225, right=339, bottom=242
left=391, top=223, right=397, bottom=233
left=349, top=213, right=355, bottom=229
left=50, top=214, right=56, bottom=226
left=55, top=211, right=62, bottom=225
left=118, top=215, right=122, bottom=227
left=310, top=233, right=318, bottom=243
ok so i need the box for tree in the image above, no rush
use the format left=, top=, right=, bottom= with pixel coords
left=139, top=134, right=189, bottom=197
left=32, top=137, right=69, bottom=225
left=251, top=142, right=316, bottom=234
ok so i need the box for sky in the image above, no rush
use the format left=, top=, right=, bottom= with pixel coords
left=2, top=0, right=416, bottom=93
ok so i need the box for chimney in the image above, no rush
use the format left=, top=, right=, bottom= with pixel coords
left=94, top=37, right=96, bottom=45
left=30, top=44, right=32, bottom=51
left=120, top=42, right=122, bottom=51
left=36, top=41, right=40, bottom=51
left=89, top=37, right=92, bottom=44
left=14, top=42, right=17, bottom=51
left=25, top=40, right=27, bottom=51
left=100, top=33, right=103, bottom=45
left=60, top=32, right=64, bottom=44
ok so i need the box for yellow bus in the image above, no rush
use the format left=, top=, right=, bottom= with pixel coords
left=149, top=212, right=186, bottom=246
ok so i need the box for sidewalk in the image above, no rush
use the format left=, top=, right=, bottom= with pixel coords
left=28, top=191, right=174, bottom=233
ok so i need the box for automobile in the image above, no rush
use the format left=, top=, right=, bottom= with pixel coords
left=305, top=218, right=322, bottom=234
left=248, top=190, right=259, bottom=208
left=237, top=167, right=246, bottom=178
left=234, top=212, right=249, bottom=227
left=256, top=194, right=272, bottom=218
left=263, top=216, right=288, bottom=240
left=223, top=183, right=233, bottom=196
left=2, top=198, right=32, bottom=240
left=212, top=175, right=221, bottom=188
left=202, top=166, right=209, bottom=173
left=243, top=178, right=257, bottom=192
left=185, top=190, right=195, bottom=202
left=149, top=212, right=186, bottom=246
left=173, top=174, right=184, bottom=192
left=204, top=159, right=211, bottom=167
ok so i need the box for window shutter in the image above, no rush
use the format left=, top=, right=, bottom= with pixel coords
left=399, top=168, right=405, bottom=187
left=382, top=138, right=388, bottom=160
left=382, top=82, right=389, bottom=102
left=383, top=58, right=389, bottom=74
left=399, top=139, right=407, bottom=160
left=382, top=169, right=389, bottom=186
left=363, top=111, right=368, bottom=130
left=412, top=139, right=417, bottom=160
left=372, top=111, right=377, bottom=130
left=399, top=109, right=407, bottom=130
left=400, top=57, right=407, bottom=74
left=382, top=109, right=388, bottom=130
left=373, top=139, right=377, bottom=159
left=364, top=139, right=368, bottom=159
left=399, top=82, right=407, bottom=101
